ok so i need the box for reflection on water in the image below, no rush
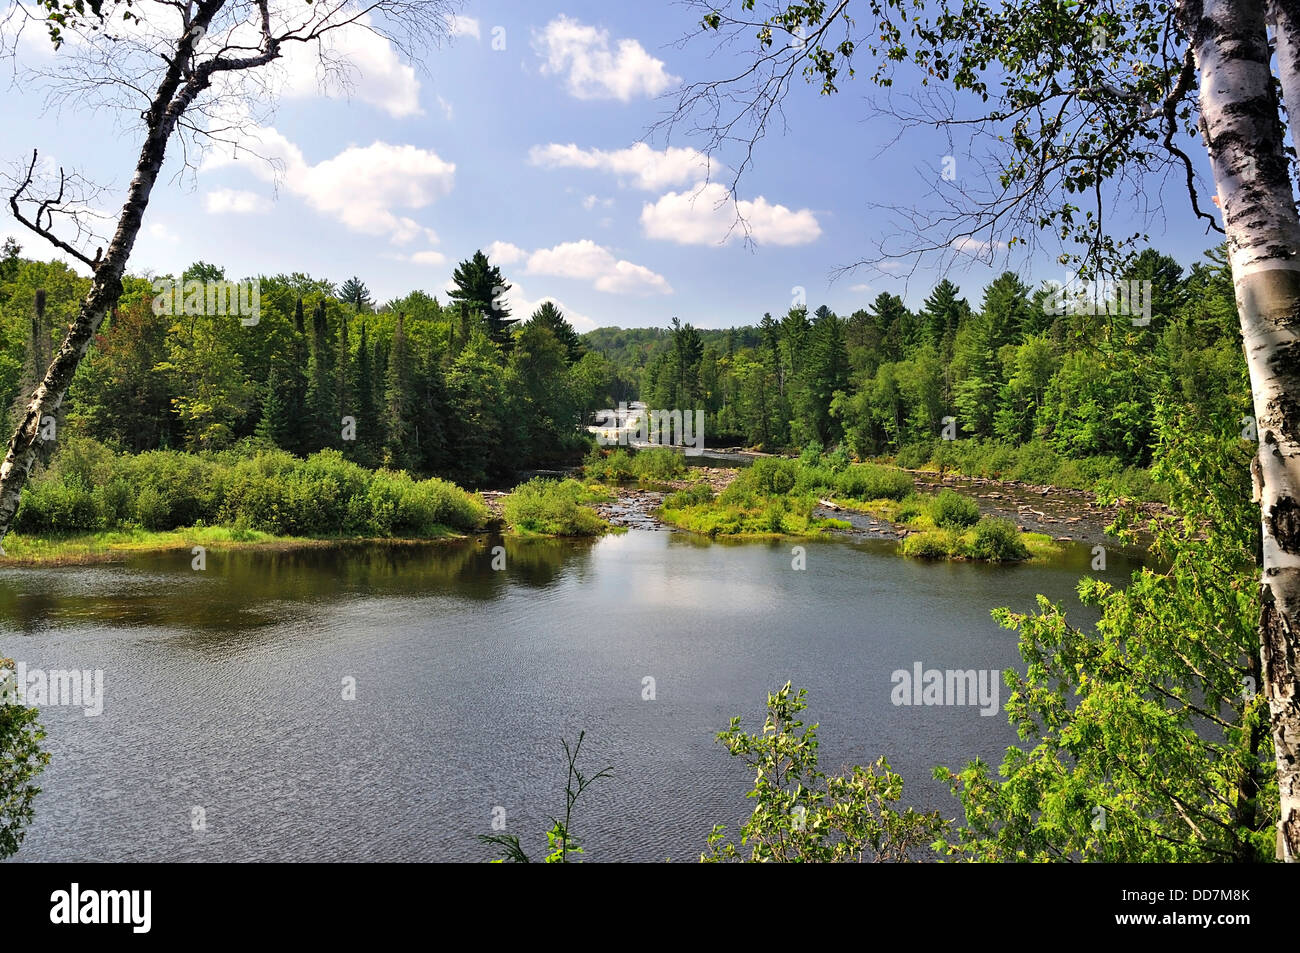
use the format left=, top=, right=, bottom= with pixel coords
left=0, top=531, right=1141, bottom=862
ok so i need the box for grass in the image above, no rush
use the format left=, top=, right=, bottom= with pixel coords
left=0, top=523, right=471, bottom=566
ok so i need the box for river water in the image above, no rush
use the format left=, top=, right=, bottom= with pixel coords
left=1, top=531, right=1140, bottom=862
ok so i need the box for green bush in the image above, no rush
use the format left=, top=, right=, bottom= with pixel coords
left=584, top=447, right=635, bottom=482
left=11, top=439, right=486, bottom=539
left=966, top=517, right=1030, bottom=561
left=13, top=480, right=102, bottom=533
left=930, top=489, right=981, bottom=529
left=835, top=464, right=914, bottom=501
left=630, top=447, right=686, bottom=481
left=1008, top=440, right=1061, bottom=484
left=503, top=478, right=607, bottom=536
left=895, top=441, right=936, bottom=470
left=901, top=530, right=956, bottom=559
left=664, top=482, right=714, bottom=508
left=745, top=458, right=799, bottom=495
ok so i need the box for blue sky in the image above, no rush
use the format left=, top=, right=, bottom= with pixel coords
left=0, top=1, right=1228, bottom=330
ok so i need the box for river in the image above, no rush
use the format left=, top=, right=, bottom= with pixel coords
left=0, top=530, right=1140, bottom=862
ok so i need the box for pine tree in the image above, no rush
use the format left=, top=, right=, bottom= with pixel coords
left=383, top=313, right=415, bottom=469
left=527, top=301, right=584, bottom=364
left=448, top=250, right=516, bottom=349
left=351, top=321, right=380, bottom=465
left=256, top=366, right=290, bottom=446
left=305, top=300, right=336, bottom=450
left=338, top=276, right=372, bottom=313
left=336, top=313, right=352, bottom=452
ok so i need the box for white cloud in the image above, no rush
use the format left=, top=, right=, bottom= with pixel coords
left=525, top=239, right=671, bottom=295
left=508, top=283, right=598, bottom=332
left=145, top=222, right=176, bottom=241
left=582, top=194, right=614, bottom=210
left=529, top=142, right=714, bottom=191
left=204, top=189, right=266, bottom=214
left=485, top=241, right=527, bottom=265
left=436, top=95, right=454, bottom=120
left=204, top=129, right=453, bottom=245
left=408, top=250, right=447, bottom=266
left=849, top=283, right=872, bottom=293
left=274, top=16, right=422, bottom=118
left=640, top=182, right=821, bottom=246
left=449, top=15, right=481, bottom=40
left=534, top=16, right=679, bottom=101
left=950, top=236, right=1007, bottom=255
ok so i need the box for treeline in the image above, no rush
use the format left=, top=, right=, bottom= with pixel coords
left=594, top=247, right=1247, bottom=478
left=0, top=242, right=612, bottom=488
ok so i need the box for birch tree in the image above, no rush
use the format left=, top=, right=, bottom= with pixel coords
left=0, top=0, right=455, bottom=549
left=668, top=0, right=1300, bottom=859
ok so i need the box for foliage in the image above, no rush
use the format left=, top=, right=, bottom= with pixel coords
left=930, top=489, right=981, bottom=529
left=0, top=660, right=50, bottom=859
left=11, top=439, right=487, bottom=537
left=934, top=406, right=1277, bottom=861
left=702, top=683, right=944, bottom=862
left=480, top=731, right=613, bottom=863
left=502, top=478, right=608, bottom=537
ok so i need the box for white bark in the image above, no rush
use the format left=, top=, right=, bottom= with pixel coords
left=1187, top=0, right=1300, bottom=860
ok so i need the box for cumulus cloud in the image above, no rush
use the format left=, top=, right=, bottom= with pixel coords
left=525, top=239, right=671, bottom=295
left=950, top=236, right=1007, bottom=255
left=529, top=142, right=714, bottom=191
left=640, top=182, right=821, bottom=246
left=508, top=283, right=598, bottom=332
left=203, top=127, right=453, bottom=245
left=485, top=240, right=527, bottom=265
left=274, top=16, right=422, bottom=118
left=534, top=16, right=678, bottom=101
left=204, top=189, right=267, bottom=214
left=448, top=15, right=481, bottom=40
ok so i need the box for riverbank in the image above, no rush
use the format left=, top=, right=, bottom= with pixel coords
left=0, top=524, right=473, bottom=567
left=585, top=456, right=1151, bottom=560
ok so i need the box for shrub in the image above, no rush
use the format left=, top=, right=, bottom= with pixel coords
left=894, top=442, right=935, bottom=470
left=835, top=464, right=914, bottom=502
left=584, top=447, right=635, bottom=483
left=930, top=489, right=981, bottom=529
left=1008, top=440, right=1061, bottom=485
left=14, top=480, right=101, bottom=533
left=664, top=483, right=714, bottom=508
left=901, top=530, right=956, bottom=559
left=503, top=478, right=607, bottom=536
left=824, top=443, right=852, bottom=472
left=630, top=447, right=686, bottom=482
left=966, top=517, right=1029, bottom=562
left=745, top=458, right=799, bottom=495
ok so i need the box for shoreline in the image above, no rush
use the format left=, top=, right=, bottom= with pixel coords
left=0, top=526, right=479, bottom=568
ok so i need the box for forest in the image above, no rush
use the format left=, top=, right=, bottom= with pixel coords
left=0, top=237, right=1244, bottom=510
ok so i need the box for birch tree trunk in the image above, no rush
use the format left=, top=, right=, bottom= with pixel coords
left=1187, top=0, right=1300, bottom=860
left=0, top=3, right=228, bottom=553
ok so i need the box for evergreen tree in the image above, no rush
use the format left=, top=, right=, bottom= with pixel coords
left=383, top=313, right=416, bottom=469
left=448, top=250, right=515, bottom=349
left=527, top=301, right=584, bottom=364
left=338, top=276, right=372, bottom=313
